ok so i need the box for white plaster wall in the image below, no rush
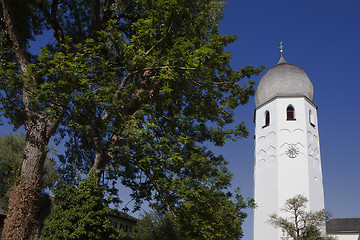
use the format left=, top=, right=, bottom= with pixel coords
left=253, top=97, right=325, bottom=240
left=304, top=99, right=326, bottom=234
left=254, top=99, right=279, bottom=240
left=305, top=100, right=325, bottom=211
left=108, top=215, right=136, bottom=232
left=276, top=98, right=309, bottom=210
left=329, top=234, right=360, bottom=240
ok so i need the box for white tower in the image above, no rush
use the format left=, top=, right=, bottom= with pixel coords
left=253, top=51, right=325, bottom=240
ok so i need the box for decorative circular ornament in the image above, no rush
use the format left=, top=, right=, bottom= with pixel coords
left=286, top=145, right=299, bottom=158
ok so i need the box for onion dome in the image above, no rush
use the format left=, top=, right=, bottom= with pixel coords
left=255, top=55, right=314, bottom=107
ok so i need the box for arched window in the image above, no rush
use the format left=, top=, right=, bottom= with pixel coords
left=265, top=111, right=270, bottom=126
left=286, top=105, right=295, bottom=120
left=309, top=110, right=315, bottom=127
left=263, top=111, right=270, bottom=128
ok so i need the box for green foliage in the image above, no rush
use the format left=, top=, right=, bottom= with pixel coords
left=40, top=174, right=124, bottom=240
left=0, top=133, right=58, bottom=210
left=47, top=1, right=262, bottom=238
left=174, top=187, right=253, bottom=240
left=56, top=0, right=263, bottom=207
left=0, top=0, right=264, bottom=238
left=132, top=211, right=183, bottom=240
left=130, top=189, right=253, bottom=240
left=269, top=195, right=336, bottom=240
left=0, top=134, right=23, bottom=210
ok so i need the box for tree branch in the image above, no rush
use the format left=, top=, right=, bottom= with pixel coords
left=102, top=72, right=131, bottom=121
left=141, top=66, right=197, bottom=72
left=38, top=0, right=65, bottom=44
left=1, top=88, right=24, bottom=113
left=129, top=156, right=176, bottom=218
left=145, top=26, right=172, bottom=56
left=1, top=0, right=35, bottom=113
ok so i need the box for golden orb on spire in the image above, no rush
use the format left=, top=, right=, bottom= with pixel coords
left=279, top=41, right=284, bottom=55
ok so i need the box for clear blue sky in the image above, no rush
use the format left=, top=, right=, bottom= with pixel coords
left=1, top=1, right=359, bottom=239
left=216, top=0, right=360, bottom=239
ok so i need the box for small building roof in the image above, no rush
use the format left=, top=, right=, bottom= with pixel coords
left=326, top=218, right=360, bottom=234
left=108, top=209, right=138, bottom=223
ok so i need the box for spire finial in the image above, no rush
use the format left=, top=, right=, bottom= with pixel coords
left=277, top=41, right=287, bottom=64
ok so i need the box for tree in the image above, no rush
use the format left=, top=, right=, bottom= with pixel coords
left=126, top=189, right=253, bottom=240
left=268, top=195, right=336, bottom=240
left=0, top=0, right=86, bottom=238
left=40, top=174, right=124, bottom=240
left=0, top=133, right=24, bottom=210
left=0, top=0, right=263, bottom=239
left=174, top=187, right=253, bottom=239
left=0, top=133, right=58, bottom=210
left=131, top=211, right=183, bottom=240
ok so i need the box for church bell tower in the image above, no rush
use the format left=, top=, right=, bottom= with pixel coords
left=253, top=47, right=325, bottom=240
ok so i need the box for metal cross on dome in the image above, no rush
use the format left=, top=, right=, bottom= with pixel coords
left=279, top=41, right=284, bottom=55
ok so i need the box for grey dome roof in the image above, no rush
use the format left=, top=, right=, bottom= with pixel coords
left=255, top=56, right=314, bottom=107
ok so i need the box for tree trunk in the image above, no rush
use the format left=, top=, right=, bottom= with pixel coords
left=1, top=1, right=66, bottom=238
left=1, top=115, right=49, bottom=240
